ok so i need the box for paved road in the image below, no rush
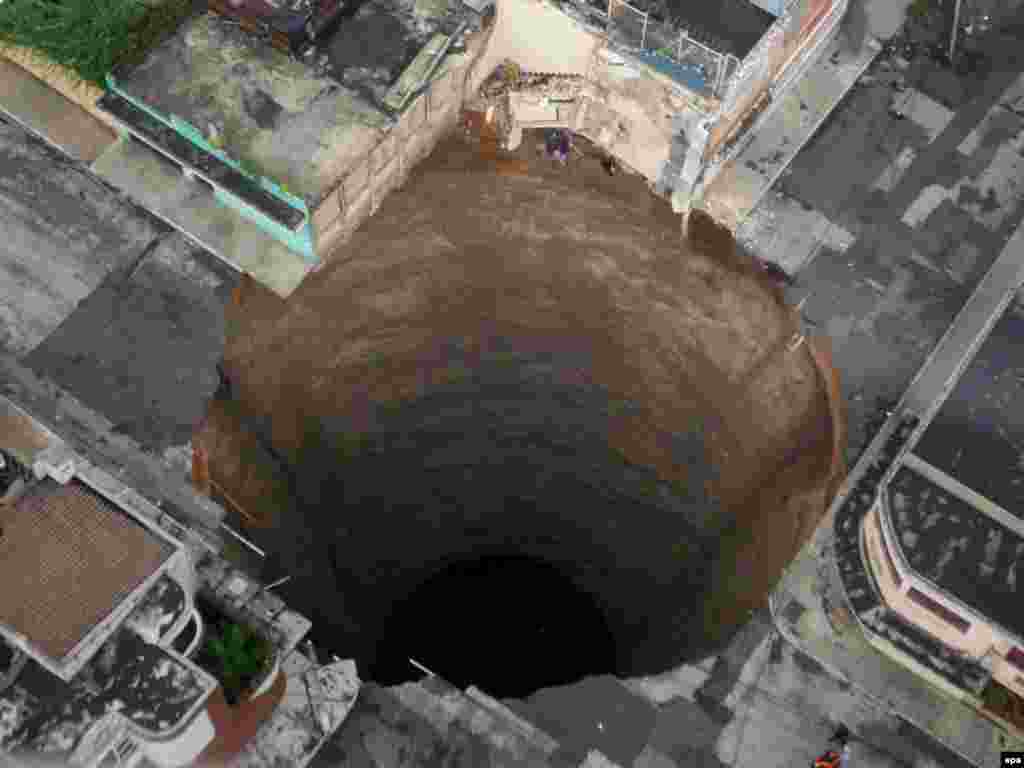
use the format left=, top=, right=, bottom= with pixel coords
left=746, top=24, right=1024, bottom=466
left=0, top=119, right=237, bottom=454
left=616, top=10, right=1024, bottom=768
left=0, top=118, right=233, bottom=532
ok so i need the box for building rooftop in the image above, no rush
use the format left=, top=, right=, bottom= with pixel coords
left=877, top=296, right=1024, bottom=645
left=912, top=298, right=1024, bottom=520
left=0, top=479, right=173, bottom=671
left=319, top=0, right=468, bottom=105
left=0, top=628, right=212, bottom=759
left=627, top=0, right=775, bottom=59
left=111, top=1, right=483, bottom=208
left=667, top=0, right=774, bottom=59
left=886, top=465, right=1024, bottom=641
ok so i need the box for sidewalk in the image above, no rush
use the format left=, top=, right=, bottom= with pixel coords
left=699, top=30, right=881, bottom=232
left=0, top=57, right=114, bottom=164
left=769, top=217, right=1024, bottom=767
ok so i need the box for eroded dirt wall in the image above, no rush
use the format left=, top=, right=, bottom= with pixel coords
left=203, top=137, right=841, bottom=685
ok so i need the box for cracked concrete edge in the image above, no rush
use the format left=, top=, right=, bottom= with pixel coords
left=0, top=352, right=227, bottom=545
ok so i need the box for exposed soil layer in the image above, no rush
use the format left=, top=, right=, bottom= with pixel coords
left=203, top=131, right=838, bottom=694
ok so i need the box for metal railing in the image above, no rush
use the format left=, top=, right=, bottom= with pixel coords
left=605, top=0, right=739, bottom=97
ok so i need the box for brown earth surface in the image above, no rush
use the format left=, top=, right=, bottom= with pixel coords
left=198, top=128, right=841, bottom=690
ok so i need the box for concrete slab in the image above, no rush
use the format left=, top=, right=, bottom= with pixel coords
left=111, top=6, right=481, bottom=209
left=507, top=676, right=657, bottom=768
left=621, top=663, right=713, bottom=706
left=0, top=58, right=115, bottom=165
left=0, top=122, right=162, bottom=356
left=958, top=124, right=1024, bottom=232
left=902, top=184, right=954, bottom=228
left=958, top=73, right=1024, bottom=155
left=872, top=146, right=917, bottom=193
left=860, top=0, right=915, bottom=42
left=890, top=88, right=955, bottom=143
left=735, top=189, right=856, bottom=273
left=90, top=135, right=311, bottom=297
left=113, top=13, right=393, bottom=207
left=23, top=231, right=238, bottom=454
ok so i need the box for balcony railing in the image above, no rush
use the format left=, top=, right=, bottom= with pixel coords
left=606, top=0, right=738, bottom=97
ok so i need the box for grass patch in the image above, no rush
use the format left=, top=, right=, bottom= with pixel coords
left=0, top=0, right=194, bottom=87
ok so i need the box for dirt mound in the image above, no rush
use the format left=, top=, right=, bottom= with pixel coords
left=207, top=134, right=839, bottom=693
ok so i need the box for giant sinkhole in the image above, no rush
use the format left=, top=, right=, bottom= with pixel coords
left=212, top=140, right=841, bottom=698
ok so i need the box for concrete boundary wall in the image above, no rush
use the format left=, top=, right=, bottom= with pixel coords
left=312, top=29, right=490, bottom=258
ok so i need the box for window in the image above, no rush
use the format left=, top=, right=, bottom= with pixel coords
left=874, top=512, right=902, bottom=587
left=906, top=588, right=970, bottom=634
left=1008, top=646, right=1024, bottom=672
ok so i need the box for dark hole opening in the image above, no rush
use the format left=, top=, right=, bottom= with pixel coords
left=369, top=554, right=618, bottom=698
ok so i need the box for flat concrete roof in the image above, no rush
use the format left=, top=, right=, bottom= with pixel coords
left=887, top=465, right=1024, bottom=641
left=881, top=293, right=1024, bottom=642
left=114, top=1, right=481, bottom=207
left=320, top=0, right=470, bottom=105
left=660, top=0, right=774, bottom=59
left=913, top=297, right=1024, bottom=520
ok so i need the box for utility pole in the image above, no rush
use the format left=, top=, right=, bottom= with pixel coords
left=948, top=0, right=963, bottom=61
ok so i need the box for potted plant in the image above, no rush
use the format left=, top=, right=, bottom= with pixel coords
left=196, top=616, right=276, bottom=706
left=192, top=597, right=286, bottom=765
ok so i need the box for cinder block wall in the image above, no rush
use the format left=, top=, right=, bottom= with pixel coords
left=311, top=23, right=494, bottom=258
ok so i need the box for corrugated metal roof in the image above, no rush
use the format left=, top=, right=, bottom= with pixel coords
left=0, top=479, right=173, bottom=663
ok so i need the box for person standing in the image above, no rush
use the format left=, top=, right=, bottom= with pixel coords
left=813, top=724, right=852, bottom=767
left=557, top=129, right=571, bottom=165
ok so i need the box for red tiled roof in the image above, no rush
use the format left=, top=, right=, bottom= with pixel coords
left=0, top=481, right=172, bottom=661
